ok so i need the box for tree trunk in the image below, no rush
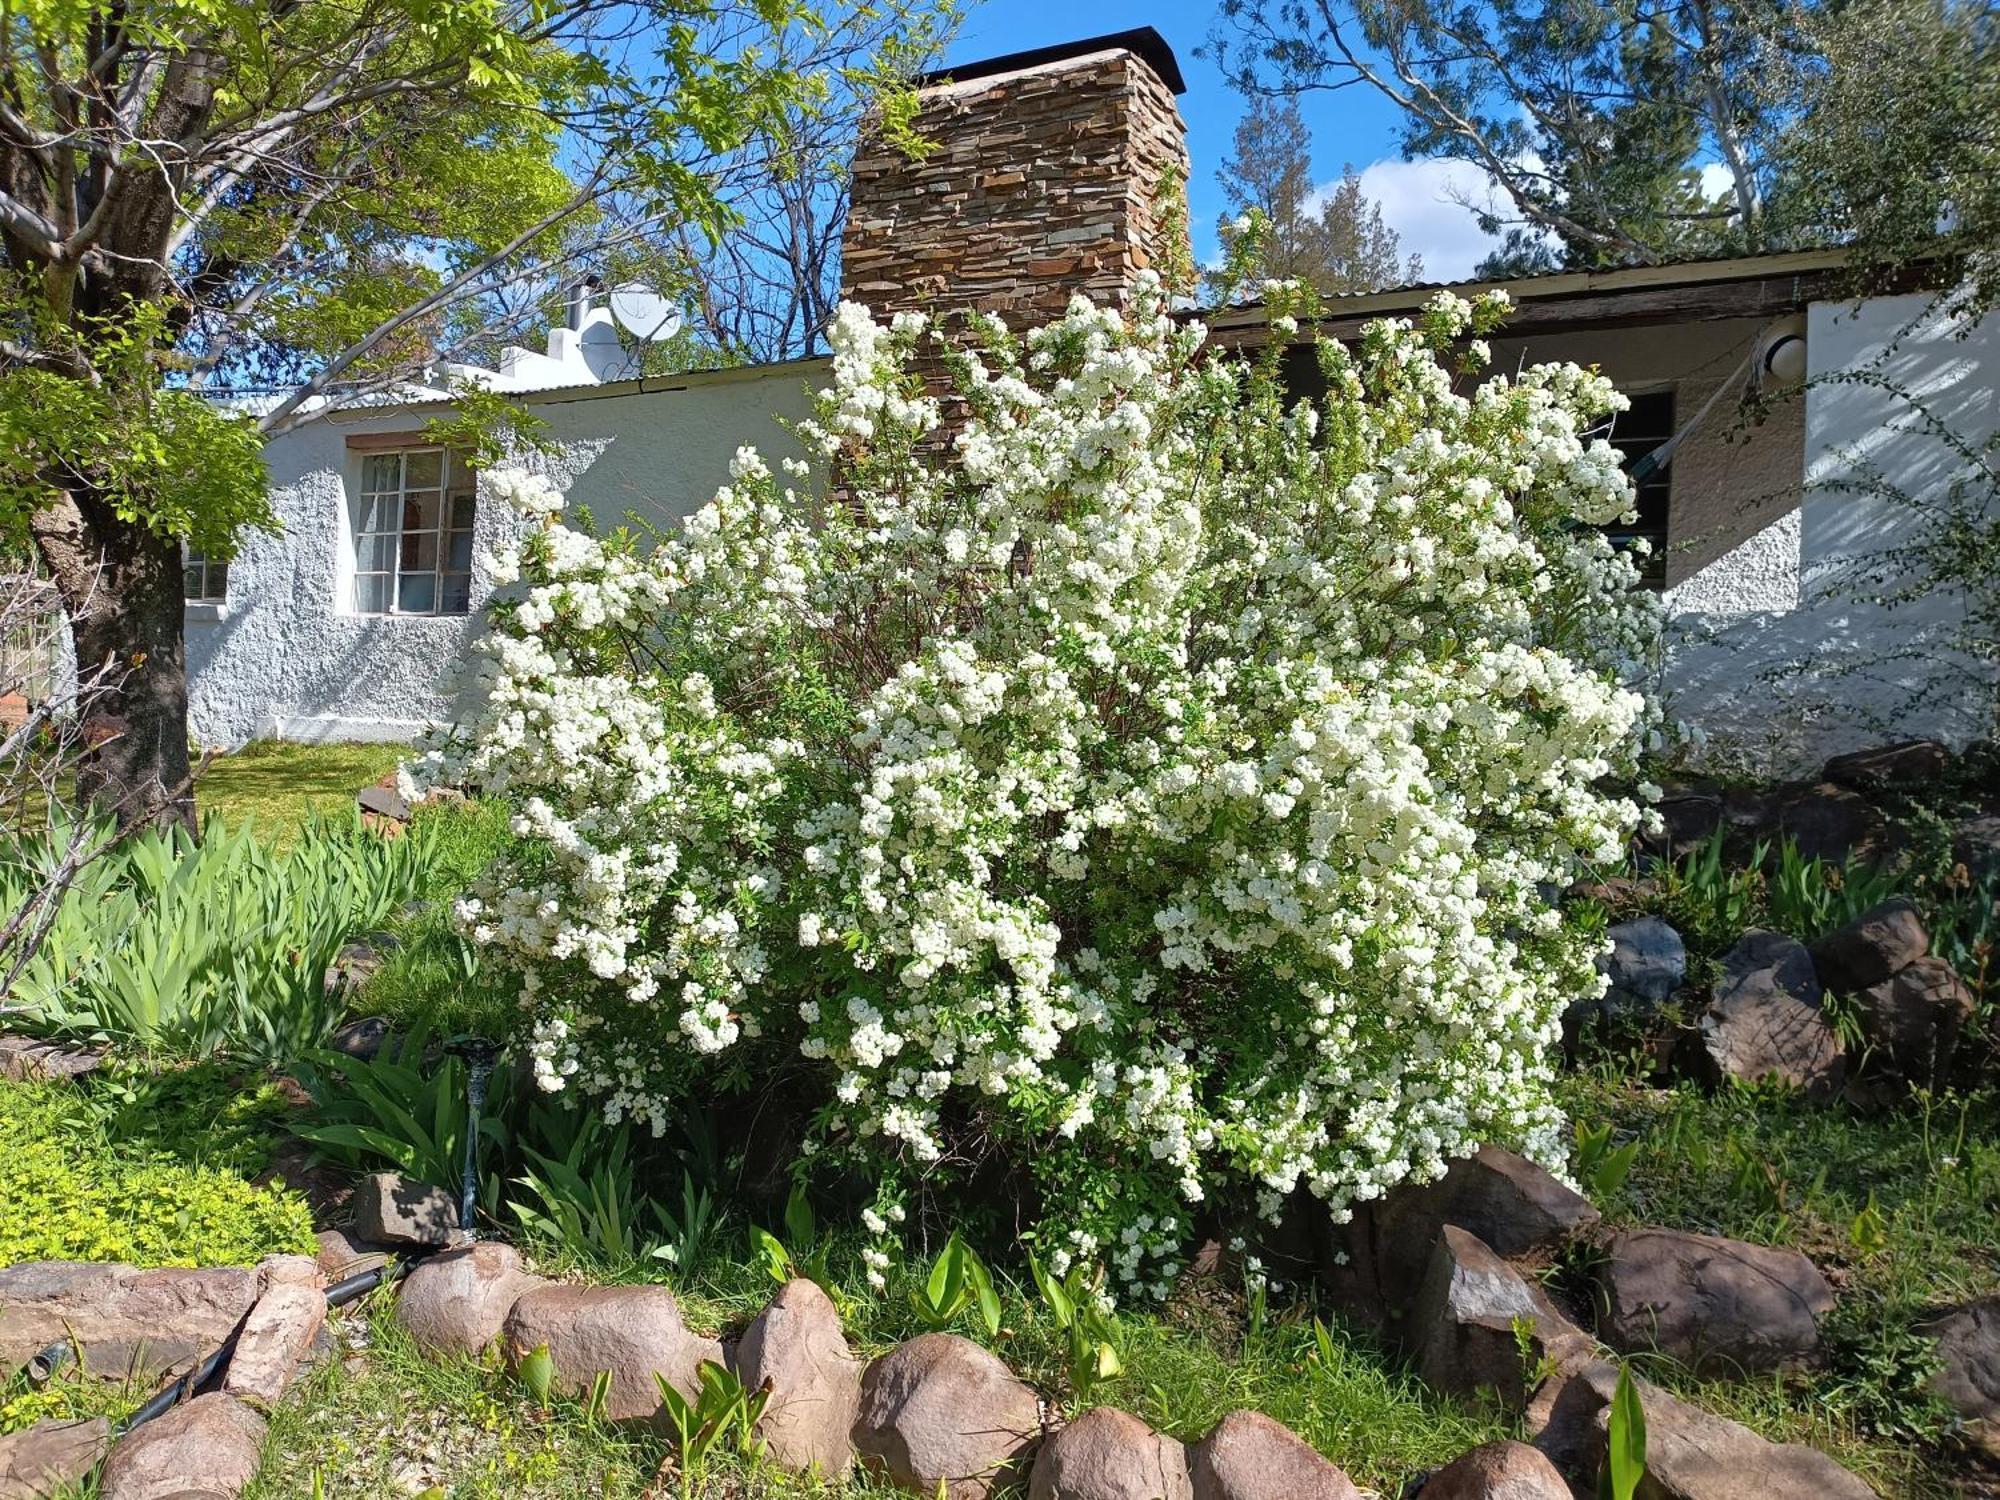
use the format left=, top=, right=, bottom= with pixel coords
left=30, top=492, right=197, bottom=832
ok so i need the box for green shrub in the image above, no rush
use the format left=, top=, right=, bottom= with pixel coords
left=0, top=1081, right=315, bottom=1269
left=0, top=811, right=444, bottom=1061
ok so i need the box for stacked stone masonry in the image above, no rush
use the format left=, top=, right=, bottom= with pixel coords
left=840, top=45, right=1189, bottom=326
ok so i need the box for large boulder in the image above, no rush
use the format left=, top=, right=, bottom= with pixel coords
left=1410, top=1226, right=1594, bottom=1410
left=1922, top=1295, right=1999, bottom=1461
left=0, top=1036, right=100, bottom=1082
left=1029, top=1407, right=1190, bottom=1500
left=1694, top=931, right=1844, bottom=1095
left=852, top=1333, right=1041, bottom=1500
left=350, top=1171, right=460, bottom=1248
left=1536, top=1362, right=1877, bottom=1500
left=1858, top=957, right=1976, bottom=1083
left=731, top=1278, right=861, bottom=1475
left=221, top=1255, right=325, bottom=1410
left=1808, top=898, right=1928, bottom=994
left=1418, top=1440, right=1569, bottom=1500
left=0, top=1262, right=258, bottom=1382
left=502, top=1283, right=722, bottom=1426
left=395, top=1241, right=541, bottom=1357
left=1333, top=1146, right=1600, bottom=1315
left=1593, top=1228, right=1833, bottom=1376
left=97, top=1393, right=266, bottom=1500
left=1188, top=1410, right=1360, bottom=1500
left=1952, top=815, right=2000, bottom=879
left=1775, top=782, right=1887, bottom=864
left=1821, top=740, right=1951, bottom=792
left=0, top=1417, right=110, bottom=1499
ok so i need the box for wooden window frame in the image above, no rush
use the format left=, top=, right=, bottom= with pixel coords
left=345, top=434, right=477, bottom=617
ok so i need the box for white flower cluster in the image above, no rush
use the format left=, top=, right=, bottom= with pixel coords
left=414, top=277, right=1659, bottom=1292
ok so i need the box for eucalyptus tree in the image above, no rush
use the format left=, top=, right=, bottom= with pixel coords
left=0, top=0, right=924, bottom=825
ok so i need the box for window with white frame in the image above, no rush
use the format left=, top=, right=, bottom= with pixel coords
left=351, top=445, right=476, bottom=616
left=183, top=547, right=228, bottom=603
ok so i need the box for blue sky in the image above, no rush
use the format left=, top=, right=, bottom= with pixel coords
left=940, top=0, right=1511, bottom=279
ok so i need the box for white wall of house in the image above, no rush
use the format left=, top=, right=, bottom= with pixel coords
left=1661, top=292, right=1997, bottom=771
left=187, top=361, right=823, bottom=748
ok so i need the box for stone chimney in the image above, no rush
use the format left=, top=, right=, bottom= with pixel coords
left=840, top=28, right=1190, bottom=327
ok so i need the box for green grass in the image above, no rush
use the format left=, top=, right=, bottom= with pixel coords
left=1556, top=1068, right=1999, bottom=1497
left=196, top=739, right=406, bottom=842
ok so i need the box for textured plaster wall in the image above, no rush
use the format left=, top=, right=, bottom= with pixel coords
left=1660, top=293, right=1998, bottom=772
left=186, top=362, right=822, bottom=748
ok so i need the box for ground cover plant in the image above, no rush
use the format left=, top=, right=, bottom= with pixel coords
left=414, top=280, right=1663, bottom=1294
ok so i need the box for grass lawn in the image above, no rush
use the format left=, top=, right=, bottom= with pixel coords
left=196, top=739, right=407, bottom=839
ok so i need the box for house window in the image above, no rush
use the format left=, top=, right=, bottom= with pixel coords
left=184, top=548, right=228, bottom=603
left=1604, top=389, right=1674, bottom=583
left=351, top=446, right=476, bottom=616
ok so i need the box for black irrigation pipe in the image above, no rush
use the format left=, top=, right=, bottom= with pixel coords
left=110, top=1252, right=426, bottom=1439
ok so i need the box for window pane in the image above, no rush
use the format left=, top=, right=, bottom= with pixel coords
left=400, top=532, right=438, bottom=571
left=405, top=450, right=443, bottom=487
left=449, top=493, right=476, bottom=530
left=441, top=572, right=472, bottom=614
left=358, top=534, right=397, bottom=571
left=403, top=492, right=440, bottom=531
left=359, top=495, right=395, bottom=534
left=362, top=454, right=401, bottom=493
left=184, top=566, right=205, bottom=600
left=208, top=563, right=228, bottom=598
left=446, top=531, right=474, bottom=570
left=398, top=573, right=436, bottom=613
left=355, top=574, right=391, bottom=614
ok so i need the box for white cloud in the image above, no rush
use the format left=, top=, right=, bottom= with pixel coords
left=1352, top=157, right=1517, bottom=282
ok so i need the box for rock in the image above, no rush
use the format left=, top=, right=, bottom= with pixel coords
left=0, top=1036, right=100, bottom=1082
left=327, top=1015, right=391, bottom=1060
left=1822, top=740, right=1952, bottom=792
left=1695, top=931, right=1843, bottom=1095
left=351, top=1171, right=459, bottom=1247
left=1029, top=1407, right=1190, bottom=1500
left=1922, top=1295, right=1999, bottom=1461
left=1536, top=1361, right=1877, bottom=1500
left=313, top=1227, right=395, bottom=1284
left=1411, top=1226, right=1594, bottom=1410
left=1573, top=918, right=1687, bottom=1040
left=0, top=1262, right=258, bottom=1381
left=501, top=1284, right=723, bottom=1427
left=357, top=782, right=410, bottom=823
left=1952, top=815, right=2000, bottom=878
left=1603, top=917, right=1688, bottom=1013
left=0, top=1417, right=111, bottom=1499
left=97, top=1393, right=266, bottom=1500
left=1344, top=1145, right=1601, bottom=1313
left=1776, top=782, right=1888, bottom=864
left=1809, top=898, right=1928, bottom=994
left=852, top=1333, right=1041, bottom=1500
left=733, top=1278, right=862, bottom=1476
left=395, top=1241, right=541, bottom=1358
left=1418, top=1440, right=1569, bottom=1500
left=222, top=1255, right=324, bottom=1410
left=1859, top=957, right=1976, bottom=1082
left=1188, top=1410, right=1359, bottom=1500
left=1651, top=790, right=1725, bottom=859
left=1593, top=1229, right=1834, bottom=1376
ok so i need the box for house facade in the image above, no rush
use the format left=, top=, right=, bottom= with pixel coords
left=192, top=27, right=1996, bottom=771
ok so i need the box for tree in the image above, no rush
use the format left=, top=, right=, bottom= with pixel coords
left=1210, top=0, right=1784, bottom=268
left=1212, top=97, right=1418, bottom=297
left=1760, top=0, right=2000, bottom=318
left=0, top=0, right=930, bottom=827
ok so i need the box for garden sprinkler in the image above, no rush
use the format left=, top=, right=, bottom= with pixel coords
left=443, top=1035, right=503, bottom=1232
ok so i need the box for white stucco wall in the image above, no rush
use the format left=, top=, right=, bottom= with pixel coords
left=187, top=361, right=823, bottom=747
left=1661, top=292, right=1998, bottom=772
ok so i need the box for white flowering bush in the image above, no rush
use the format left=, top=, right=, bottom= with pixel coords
left=415, top=277, right=1660, bottom=1296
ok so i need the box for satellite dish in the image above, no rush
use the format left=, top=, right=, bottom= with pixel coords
left=608, top=283, right=684, bottom=342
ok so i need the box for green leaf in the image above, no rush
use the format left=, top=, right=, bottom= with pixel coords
left=1603, top=1363, right=1648, bottom=1500
left=518, top=1342, right=555, bottom=1407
